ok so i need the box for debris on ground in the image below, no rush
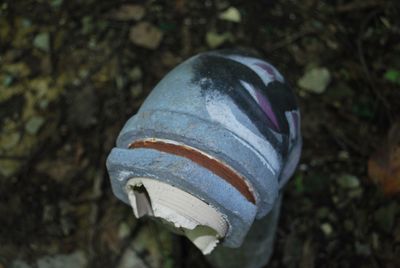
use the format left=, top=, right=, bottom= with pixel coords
left=298, top=67, right=331, bottom=94
left=129, top=22, right=163, bottom=49
left=206, top=31, right=233, bottom=48
left=218, top=7, right=241, bottom=23
left=368, top=123, right=400, bottom=195
left=110, top=4, right=146, bottom=21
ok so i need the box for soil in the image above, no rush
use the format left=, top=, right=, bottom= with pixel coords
left=1, top=0, right=400, bottom=267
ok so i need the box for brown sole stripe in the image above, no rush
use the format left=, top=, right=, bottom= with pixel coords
left=129, top=139, right=256, bottom=204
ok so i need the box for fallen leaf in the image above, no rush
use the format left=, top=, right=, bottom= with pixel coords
left=111, top=4, right=145, bottom=21
left=129, top=22, right=163, bottom=49
left=298, top=67, right=331, bottom=94
left=219, top=7, right=241, bottom=23
left=368, top=122, right=400, bottom=195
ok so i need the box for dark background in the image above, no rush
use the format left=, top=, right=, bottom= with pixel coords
left=1, top=0, right=400, bottom=267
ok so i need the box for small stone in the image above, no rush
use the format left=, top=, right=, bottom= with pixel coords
left=1, top=132, right=20, bottom=149
left=161, top=52, right=181, bottom=67
left=348, top=188, right=363, bottom=198
left=298, top=67, right=331, bottom=94
left=3, top=74, right=14, bottom=87
left=25, top=116, right=45, bottom=135
left=39, top=99, right=49, bottom=109
left=206, top=31, right=232, bottom=48
left=33, top=32, right=50, bottom=52
left=130, top=84, right=143, bottom=98
left=117, top=248, right=148, bottom=268
left=320, top=223, right=333, bottom=236
left=118, top=222, right=131, bottom=239
left=337, top=174, right=360, bottom=189
left=218, top=7, right=241, bottom=23
left=111, top=4, right=145, bottom=21
left=355, top=241, right=371, bottom=256
left=129, top=22, right=163, bottom=49
left=50, top=0, right=63, bottom=8
left=372, top=233, right=380, bottom=250
left=129, top=67, right=142, bottom=81
left=338, top=150, right=349, bottom=160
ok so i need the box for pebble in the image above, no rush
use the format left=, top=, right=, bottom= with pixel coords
left=25, top=116, right=45, bottom=135
left=321, top=223, right=333, bottom=236
left=111, top=5, right=145, bottom=21
left=298, top=67, right=331, bottom=94
left=117, top=248, right=148, bottom=268
left=219, top=7, right=241, bottom=23
left=206, top=31, right=232, bottom=48
left=33, top=33, right=50, bottom=52
left=337, top=174, right=360, bottom=189
left=129, top=22, right=163, bottom=49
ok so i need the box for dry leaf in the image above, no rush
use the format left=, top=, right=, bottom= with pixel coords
left=368, top=123, right=400, bottom=195
left=129, top=22, right=163, bottom=49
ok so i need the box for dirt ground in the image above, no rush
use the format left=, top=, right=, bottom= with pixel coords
left=1, top=0, right=400, bottom=267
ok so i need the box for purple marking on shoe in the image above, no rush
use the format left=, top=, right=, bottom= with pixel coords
left=254, top=62, right=277, bottom=81
left=255, top=90, right=280, bottom=131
